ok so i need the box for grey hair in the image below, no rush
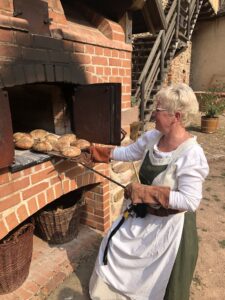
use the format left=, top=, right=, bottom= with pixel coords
left=154, top=83, right=199, bottom=126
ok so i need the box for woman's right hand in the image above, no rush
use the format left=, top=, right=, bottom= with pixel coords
left=89, top=145, right=113, bottom=163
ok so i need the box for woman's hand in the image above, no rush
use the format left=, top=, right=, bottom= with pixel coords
left=89, top=145, right=114, bottom=163
left=125, top=183, right=170, bottom=208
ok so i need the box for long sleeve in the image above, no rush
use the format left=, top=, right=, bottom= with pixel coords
left=169, top=146, right=209, bottom=211
left=112, top=130, right=160, bottom=161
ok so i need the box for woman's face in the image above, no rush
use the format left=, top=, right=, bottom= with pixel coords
left=153, top=102, right=175, bottom=134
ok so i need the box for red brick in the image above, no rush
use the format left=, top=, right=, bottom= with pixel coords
left=0, top=177, right=29, bottom=198
left=95, top=206, right=110, bottom=217
left=85, top=44, right=95, bottom=54
left=21, top=281, right=40, bottom=295
left=80, top=218, right=96, bottom=228
left=27, top=197, right=38, bottom=215
left=22, top=168, right=32, bottom=176
left=0, top=45, right=20, bottom=58
left=0, top=220, right=8, bottom=240
left=41, top=272, right=66, bottom=295
left=109, top=58, right=121, bottom=67
left=17, top=204, right=29, bottom=222
left=37, top=192, right=46, bottom=209
left=31, top=168, right=57, bottom=184
left=92, top=56, right=108, bottom=65
left=62, top=179, right=70, bottom=193
left=96, top=66, right=103, bottom=75
left=119, top=51, right=126, bottom=59
left=22, top=182, right=49, bottom=200
left=65, top=166, right=85, bottom=178
left=72, top=53, right=91, bottom=64
left=13, top=286, right=33, bottom=300
left=70, top=179, right=77, bottom=190
left=50, top=176, right=61, bottom=185
left=33, top=164, right=43, bottom=172
left=112, top=49, right=119, bottom=57
left=112, top=68, right=118, bottom=76
left=95, top=212, right=110, bottom=222
left=54, top=182, right=63, bottom=198
left=46, top=187, right=55, bottom=203
left=0, top=193, right=21, bottom=213
left=0, top=168, right=10, bottom=185
left=14, top=31, right=32, bottom=46
left=95, top=220, right=110, bottom=232
left=119, top=68, right=125, bottom=76
left=0, top=28, right=14, bottom=43
left=122, top=60, right=131, bottom=68
left=112, top=32, right=124, bottom=42
left=103, top=48, right=112, bottom=57
left=73, top=42, right=85, bottom=53
left=5, top=212, right=18, bottom=231
left=95, top=46, right=103, bottom=55
left=104, top=67, right=111, bottom=76
left=11, top=171, right=21, bottom=180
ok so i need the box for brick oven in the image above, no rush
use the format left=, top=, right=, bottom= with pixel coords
left=0, top=0, right=133, bottom=240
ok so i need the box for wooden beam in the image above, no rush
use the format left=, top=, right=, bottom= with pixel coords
left=142, top=0, right=167, bottom=34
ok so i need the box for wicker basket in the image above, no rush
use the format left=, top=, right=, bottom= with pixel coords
left=0, top=223, right=34, bottom=295
left=34, top=200, right=83, bottom=245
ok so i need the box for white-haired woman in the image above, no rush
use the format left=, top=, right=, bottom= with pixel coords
left=89, top=83, right=209, bottom=300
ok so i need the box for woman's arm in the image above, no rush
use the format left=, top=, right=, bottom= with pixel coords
left=112, top=130, right=159, bottom=161
left=169, top=146, right=209, bottom=212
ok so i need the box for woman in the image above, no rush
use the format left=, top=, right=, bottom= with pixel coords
left=89, top=83, right=209, bottom=300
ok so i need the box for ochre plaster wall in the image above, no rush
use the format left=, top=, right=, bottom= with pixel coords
left=191, top=17, right=225, bottom=90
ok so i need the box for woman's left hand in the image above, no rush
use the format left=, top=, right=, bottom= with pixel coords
left=125, top=183, right=170, bottom=208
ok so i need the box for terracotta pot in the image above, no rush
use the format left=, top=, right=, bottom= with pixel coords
left=201, top=116, right=219, bottom=133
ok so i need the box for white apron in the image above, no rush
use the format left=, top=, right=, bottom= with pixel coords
left=94, top=136, right=198, bottom=300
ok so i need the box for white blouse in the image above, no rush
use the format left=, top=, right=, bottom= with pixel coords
left=112, top=129, right=209, bottom=212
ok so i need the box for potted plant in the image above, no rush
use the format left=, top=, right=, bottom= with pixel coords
left=199, top=88, right=225, bottom=133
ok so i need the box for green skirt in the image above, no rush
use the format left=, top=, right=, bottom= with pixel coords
left=164, top=212, right=198, bottom=300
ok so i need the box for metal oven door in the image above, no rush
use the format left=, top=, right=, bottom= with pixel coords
left=72, top=83, right=122, bottom=145
left=0, top=90, right=14, bottom=169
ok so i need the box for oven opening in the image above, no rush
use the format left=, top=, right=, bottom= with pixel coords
left=6, top=83, right=74, bottom=135
left=5, top=83, right=75, bottom=172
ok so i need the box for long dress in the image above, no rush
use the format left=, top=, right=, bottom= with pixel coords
left=91, top=129, right=209, bottom=300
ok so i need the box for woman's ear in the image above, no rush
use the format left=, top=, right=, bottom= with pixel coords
left=174, top=111, right=182, bottom=121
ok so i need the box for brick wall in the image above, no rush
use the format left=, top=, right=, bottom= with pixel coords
left=0, top=0, right=132, bottom=239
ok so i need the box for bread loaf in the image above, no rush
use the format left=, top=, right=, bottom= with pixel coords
left=15, top=136, right=34, bottom=150
left=33, top=141, right=53, bottom=152
left=58, top=133, right=76, bottom=144
left=61, top=146, right=81, bottom=158
left=71, top=139, right=90, bottom=150
left=52, top=140, right=70, bottom=152
left=30, top=129, right=48, bottom=140
left=44, top=134, right=59, bottom=144
left=13, top=132, right=32, bottom=142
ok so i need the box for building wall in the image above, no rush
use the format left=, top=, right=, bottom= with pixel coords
left=191, top=17, right=225, bottom=90
left=164, top=42, right=192, bottom=86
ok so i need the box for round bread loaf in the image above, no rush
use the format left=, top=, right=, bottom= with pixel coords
left=33, top=141, right=52, bottom=152
left=58, top=133, right=76, bottom=144
left=15, top=136, right=34, bottom=150
left=61, top=146, right=81, bottom=158
left=45, top=134, right=59, bottom=144
left=30, top=129, right=48, bottom=140
left=52, top=140, right=70, bottom=152
left=71, top=139, right=90, bottom=150
left=13, top=132, right=32, bottom=142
